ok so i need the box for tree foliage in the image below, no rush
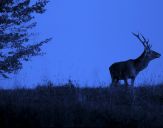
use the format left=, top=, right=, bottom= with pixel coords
left=0, top=0, right=51, bottom=78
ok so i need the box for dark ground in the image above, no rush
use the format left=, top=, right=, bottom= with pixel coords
left=0, top=82, right=163, bottom=128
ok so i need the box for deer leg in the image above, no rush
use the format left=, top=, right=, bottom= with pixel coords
left=124, top=78, right=128, bottom=86
left=111, top=78, right=118, bottom=87
left=131, top=77, right=136, bottom=104
left=115, top=79, right=119, bottom=86
left=110, top=79, right=115, bottom=87
left=131, top=78, right=135, bottom=86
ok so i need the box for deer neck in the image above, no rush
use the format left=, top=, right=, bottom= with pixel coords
left=134, top=50, right=150, bottom=72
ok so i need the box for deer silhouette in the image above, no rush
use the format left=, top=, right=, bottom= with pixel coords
left=109, top=33, right=161, bottom=86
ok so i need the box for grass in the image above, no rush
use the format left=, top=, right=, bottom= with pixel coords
left=0, top=81, right=163, bottom=128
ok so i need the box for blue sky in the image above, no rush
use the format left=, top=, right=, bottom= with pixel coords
left=2, top=0, right=163, bottom=88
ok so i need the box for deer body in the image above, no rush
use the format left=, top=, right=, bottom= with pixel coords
left=110, top=59, right=137, bottom=82
left=109, top=33, right=161, bottom=86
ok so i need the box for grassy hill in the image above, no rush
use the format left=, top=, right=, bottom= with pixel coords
left=0, top=82, right=163, bottom=128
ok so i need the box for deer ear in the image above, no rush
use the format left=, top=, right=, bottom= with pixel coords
left=146, top=49, right=151, bottom=53
left=144, top=48, right=149, bottom=53
left=145, top=47, right=148, bottom=50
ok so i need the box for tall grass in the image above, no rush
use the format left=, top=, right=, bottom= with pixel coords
left=0, top=82, right=163, bottom=128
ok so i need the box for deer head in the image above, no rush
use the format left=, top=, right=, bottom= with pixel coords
left=132, top=32, right=161, bottom=60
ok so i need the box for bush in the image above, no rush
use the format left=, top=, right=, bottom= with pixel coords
left=0, top=83, right=163, bottom=128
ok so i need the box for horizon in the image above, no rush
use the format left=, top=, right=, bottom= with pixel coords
left=1, top=0, right=163, bottom=88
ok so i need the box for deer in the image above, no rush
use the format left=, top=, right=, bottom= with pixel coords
left=109, top=33, right=161, bottom=87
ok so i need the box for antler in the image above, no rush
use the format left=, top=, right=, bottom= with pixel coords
left=132, top=32, right=152, bottom=50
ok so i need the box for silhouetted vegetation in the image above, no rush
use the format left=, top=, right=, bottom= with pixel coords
left=0, top=0, right=51, bottom=78
left=0, top=82, right=163, bottom=128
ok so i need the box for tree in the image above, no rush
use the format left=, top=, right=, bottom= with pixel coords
left=0, top=0, right=52, bottom=78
